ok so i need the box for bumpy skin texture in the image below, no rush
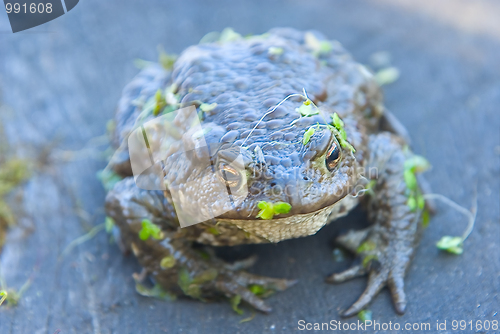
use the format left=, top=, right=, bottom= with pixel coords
left=105, top=28, right=427, bottom=315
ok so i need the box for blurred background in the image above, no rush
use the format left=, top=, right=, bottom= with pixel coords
left=0, top=0, right=499, bottom=333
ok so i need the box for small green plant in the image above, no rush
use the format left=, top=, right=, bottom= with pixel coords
left=230, top=295, right=244, bottom=315
left=177, top=267, right=218, bottom=300
left=304, top=32, right=333, bottom=57
left=249, top=284, right=274, bottom=298
left=424, top=193, right=477, bottom=255
left=158, top=46, right=177, bottom=70
left=138, top=219, right=163, bottom=241
left=329, top=113, right=355, bottom=153
left=256, top=201, right=292, bottom=220
left=199, top=103, right=217, bottom=113
left=160, top=255, right=176, bottom=269
left=268, top=46, right=284, bottom=56
left=403, top=155, right=430, bottom=212
left=218, top=28, right=242, bottom=43
left=302, top=124, right=318, bottom=145
left=375, top=67, right=400, bottom=86
left=297, top=98, right=319, bottom=116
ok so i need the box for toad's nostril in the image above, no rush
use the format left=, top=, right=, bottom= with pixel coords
left=270, top=182, right=276, bottom=187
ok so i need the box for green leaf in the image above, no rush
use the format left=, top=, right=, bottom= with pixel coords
left=404, top=155, right=430, bottom=173
left=268, top=46, right=284, bottom=55
left=200, top=103, right=218, bottom=113
left=358, top=309, right=373, bottom=322
left=297, top=103, right=318, bottom=116
left=199, top=31, right=220, bottom=44
left=207, top=226, right=220, bottom=235
left=319, top=41, right=333, bottom=55
left=331, top=112, right=344, bottom=129
left=138, top=229, right=149, bottom=241
left=417, top=194, right=425, bottom=210
left=256, top=201, right=274, bottom=220
left=256, top=201, right=292, bottom=220
left=160, top=255, right=176, bottom=269
left=436, top=236, right=463, bottom=254
left=230, top=295, right=244, bottom=315
left=0, top=290, right=7, bottom=306
left=304, top=32, right=333, bottom=57
left=404, top=169, right=417, bottom=191
left=375, top=67, right=400, bottom=86
left=219, top=28, right=242, bottom=43
left=138, top=219, right=163, bottom=241
left=356, top=241, right=376, bottom=254
left=135, top=282, right=176, bottom=301
left=407, top=196, right=417, bottom=211
left=249, top=284, right=266, bottom=296
left=158, top=49, right=177, bottom=70
left=302, top=126, right=316, bottom=145
left=329, top=113, right=356, bottom=153
left=362, top=254, right=378, bottom=268
left=104, top=217, right=115, bottom=234
left=273, top=202, right=292, bottom=214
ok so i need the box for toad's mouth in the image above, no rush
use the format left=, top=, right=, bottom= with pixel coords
left=216, top=195, right=359, bottom=243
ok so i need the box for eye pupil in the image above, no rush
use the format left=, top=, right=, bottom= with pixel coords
left=326, top=143, right=341, bottom=171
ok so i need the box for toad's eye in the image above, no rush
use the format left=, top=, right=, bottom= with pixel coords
left=326, top=142, right=341, bottom=172
left=217, top=163, right=242, bottom=188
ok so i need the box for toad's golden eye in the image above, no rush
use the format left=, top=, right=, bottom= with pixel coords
left=326, top=142, right=341, bottom=172
left=217, top=163, right=242, bottom=188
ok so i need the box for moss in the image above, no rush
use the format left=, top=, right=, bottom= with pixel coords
left=0, top=133, right=31, bottom=250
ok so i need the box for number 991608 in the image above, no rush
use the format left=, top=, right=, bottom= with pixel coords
left=5, top=2, right=53, bottom=14
left=451, top=320, right=498, bottom=331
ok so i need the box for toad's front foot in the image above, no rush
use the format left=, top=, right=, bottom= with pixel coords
left=326, top=226, right=414, bottom=316
left=213, top=258, right=298, bottom=313
left=151, top=249, right=298, bottom=313
left=325, top=133, right=425, bottom=317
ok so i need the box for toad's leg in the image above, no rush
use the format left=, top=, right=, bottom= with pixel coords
left=105, top=178, right=296, bottom=313
left=327, top=132, right=426, bottom=316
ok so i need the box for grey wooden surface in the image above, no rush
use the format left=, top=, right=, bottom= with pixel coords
left=0, top=0, right=499, bottom=333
